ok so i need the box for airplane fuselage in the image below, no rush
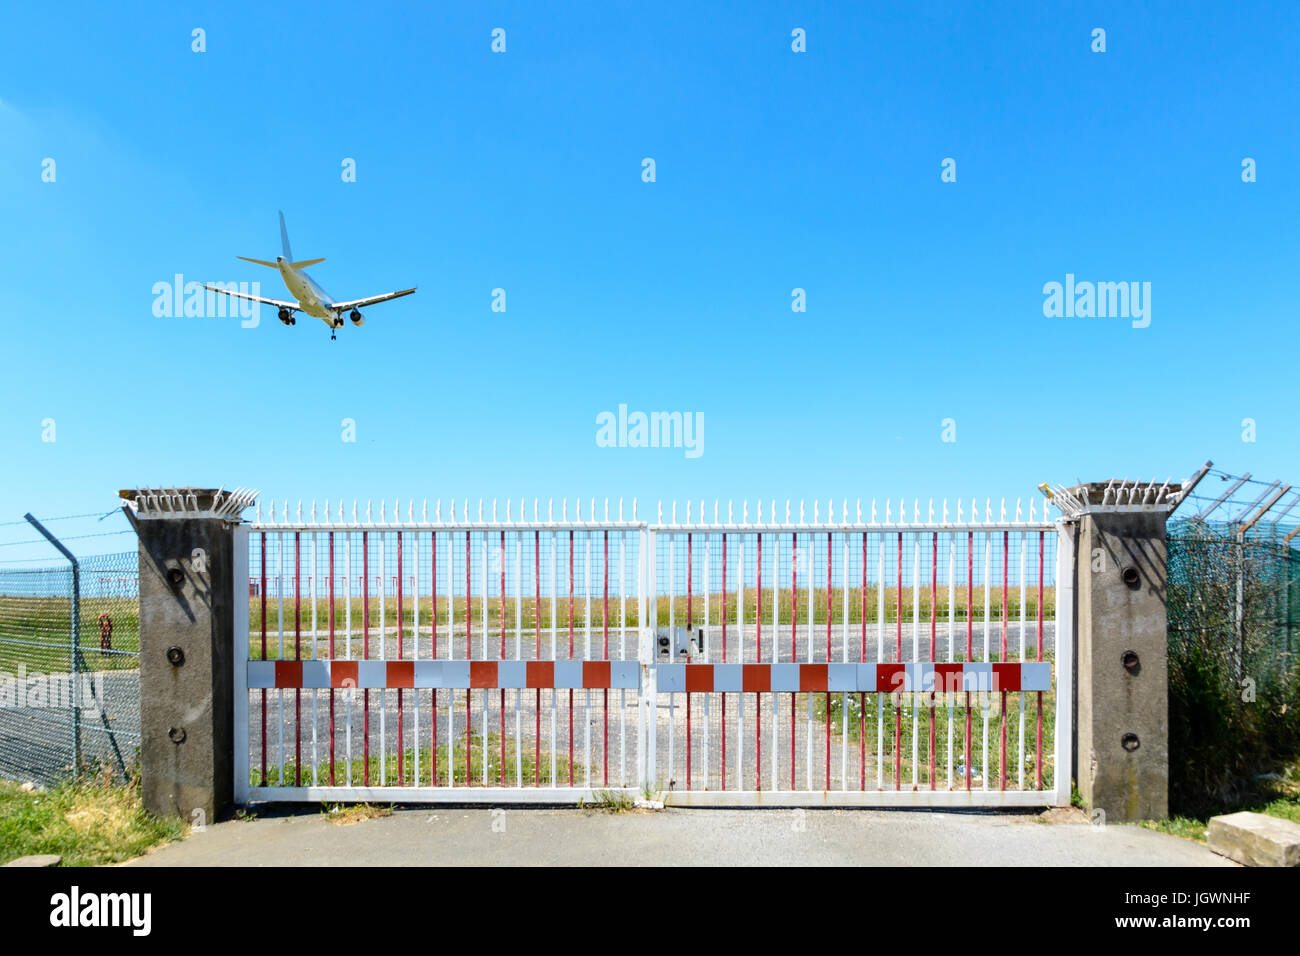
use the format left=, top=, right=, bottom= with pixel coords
left=276, top=257, right=340, bottom=327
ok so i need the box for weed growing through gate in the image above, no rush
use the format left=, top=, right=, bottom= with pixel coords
left=579, top=789, right=635, bottom=813
left=323, top=802, right=393, bottom=825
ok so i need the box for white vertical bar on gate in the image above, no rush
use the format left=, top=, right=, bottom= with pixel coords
left=446, top=521, right=454, bottom=790
left=982, top=523, right=990, bottom=790
left=771, top=527, right=779, bottom=789
left=413, top=526, right=420, bottom=787
left=620, top=525, right=627, bottom=786
left=277, top=522, right=285, bottom=778
left=310, top=524, right=319, bottom=785
left=704, top=527, right=711, bottom=790
left=379, top=530, right=386, bottom=784
left=805, top=520, right=813, bottom=793
left=345, top=527, right=353, bottom=787
left=912, top=526, right=920, bottom=787
left=736, top=530, right=745, bottom=793
left=481, top=523, right=488, bottom=787
left=841, top=527, right=849, bottom=790
left=876, top=526, right=884, bottom=788
left=550, top=525, right=557, bottom=786
left=1018, top=526, right=1027, bottom=789
left=947, top=528, right=955, bottom=788
left=642, top=525, right=656, bottom=790
left=584, top=529, right=592, bottom=789
left=233, top=524, right=251, bottom=804
left=515, top=527, right=523, bottom=787
left=667, top=525, right=675, bottom=786
left=1054, top=521, right=1075, bottom=807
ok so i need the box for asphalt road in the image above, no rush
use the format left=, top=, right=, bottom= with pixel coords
left=125, top=806, right=1233, bottom=867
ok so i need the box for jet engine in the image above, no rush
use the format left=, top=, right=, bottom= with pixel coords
left=278, top=308, right=295, bottom=326
left=350, top=309, right=364, bottom=327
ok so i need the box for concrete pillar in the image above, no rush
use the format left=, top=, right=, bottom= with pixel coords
left=1071, top=487, right=1171, bottom=822
left=121, top=489, right=253, bottom=823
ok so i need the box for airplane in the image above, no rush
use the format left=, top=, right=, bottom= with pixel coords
left=206, top=212, right=417, bottom=339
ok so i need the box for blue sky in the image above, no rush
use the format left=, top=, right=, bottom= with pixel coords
left=0, top=1, right=1297, bottom=559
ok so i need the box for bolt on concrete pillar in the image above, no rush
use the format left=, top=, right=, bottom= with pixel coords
left=120, top=488, right=255, bottom=823
left=1068, top=482, right=1174, bottom=822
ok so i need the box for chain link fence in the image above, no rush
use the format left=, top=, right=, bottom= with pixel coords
left=0, top=551, right=141, bottom=786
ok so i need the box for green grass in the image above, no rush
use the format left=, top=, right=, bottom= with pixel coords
left=0, top=772, right=186, bottom=866
left=579, top=789, right=636, bottom=812
left=809, top=681, right=1058, bottom=789
left=246, top=586, right=1057, bottom=659
left=0, top=595, right=140, bottom=675
left=249, top=731, right=583, bottom=788
left=1143, top=761, right=1300, bottom=843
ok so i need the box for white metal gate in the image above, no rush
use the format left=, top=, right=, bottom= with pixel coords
left=234, top=497, right=1072, bottom=807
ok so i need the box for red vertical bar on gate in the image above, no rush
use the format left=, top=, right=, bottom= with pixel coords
left=397, top=531, right=404, bottom=786
left=686, top=533, right=692, bottom=791
left=1000, top=530, right=1008, bottom=792
left=602, top=530, right=609, bottom=787
left=363, top=533, right=370, bottom=786
left=436, top=530, right=441, bottom=785
left=534, top=531, right=541, bottom=786
left=860, top=531, right=867, bottom=791
left=294, top=532, right=302, bottom=786
left=567, top=530, right=574, bottom=788
left=791, top=531, right=797, bottom=791
left=721, top=532, right=727, bottom=790
left=965, top=530, right=972, bottom=791
left=929, top=532, right=937, bottom=790
left=465, top=530, right=471, bottom=785
left=895, top=532, right=902, bottom=791
left=756, top=532, right=762, bottom=791
left=826, top=531, right=832, bottom=791
left=260, top=532, right=267, bottom=786
left=500, top=530, right=506, bottom=788
left=329, top=532, right=336, bottom=786
left=1036, top=531, right=1044, bottom=790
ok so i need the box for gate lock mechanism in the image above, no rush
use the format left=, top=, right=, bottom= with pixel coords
left=166, top=645, right=185, bottom=667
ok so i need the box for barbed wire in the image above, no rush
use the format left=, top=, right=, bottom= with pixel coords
left=0, top=508, right=121, bottom=527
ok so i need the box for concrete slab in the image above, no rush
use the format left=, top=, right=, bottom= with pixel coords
left=1208, top=811, right=1300, bottom=867
left=4, top=854, right=62, bottom=867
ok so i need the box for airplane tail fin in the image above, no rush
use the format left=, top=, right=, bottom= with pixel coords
left=279, top=210, right=294, bottom=261
left=289, top=258, right=325, bottom=269
left=237, top=256, right=280, bottom=268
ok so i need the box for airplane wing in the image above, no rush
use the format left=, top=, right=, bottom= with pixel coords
left=331, top=288, right=418, bottom=312
left=203, top=285, right=299, bottom=311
